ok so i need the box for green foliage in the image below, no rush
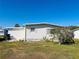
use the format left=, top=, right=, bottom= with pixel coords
left=14, top=24, right=20, bottom=27
left=50, top=28, right=60, bottom=34
left=50, top=28, right=74, bottom=44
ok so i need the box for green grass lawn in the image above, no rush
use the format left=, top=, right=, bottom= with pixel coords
left=0, top=40, right=79, bottom=59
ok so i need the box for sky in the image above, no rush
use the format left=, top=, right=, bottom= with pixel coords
left=0, top=0, right=79, bottom=27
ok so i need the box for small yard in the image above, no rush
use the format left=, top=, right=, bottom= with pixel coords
left=0, top=40, right=79, bottom=59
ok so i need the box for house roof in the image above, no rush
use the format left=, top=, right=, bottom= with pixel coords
left=24, top=23, right=62, bottom=27
left=6, top=23, right=63, bottom=30
left=6, top=27, right=24, bottom=30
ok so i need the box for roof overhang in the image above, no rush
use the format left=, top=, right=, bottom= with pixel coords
left=24, top=23, right=62, bottom=27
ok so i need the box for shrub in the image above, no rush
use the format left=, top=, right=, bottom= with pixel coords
left=50, top=28, right=74, bottom=44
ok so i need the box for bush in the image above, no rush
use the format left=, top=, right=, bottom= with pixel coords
left=50, top=28, right=75, bottom=44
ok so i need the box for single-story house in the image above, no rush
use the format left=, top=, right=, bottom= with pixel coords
left=6, top=23, right=61, bottom=41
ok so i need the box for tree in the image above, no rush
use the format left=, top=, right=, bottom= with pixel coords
left=14, top=24, right=20, bottom=27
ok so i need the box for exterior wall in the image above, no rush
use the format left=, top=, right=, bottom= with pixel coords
left=8, top=28, right=25, bottom=41
left=0, top=29, right=4, bottom=35
left=26, top=26, right=54, bottom=41
left=74, top=30, right=79, bottom=39
left=26, top=28, right=48, bottom=41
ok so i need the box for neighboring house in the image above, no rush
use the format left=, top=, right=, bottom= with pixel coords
left=74, top=29, right=79, bottom=39
left=6, top=23, right=61, bottom=41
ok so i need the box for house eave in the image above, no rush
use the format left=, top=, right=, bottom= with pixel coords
left=24, top=23, right=62, bottom=27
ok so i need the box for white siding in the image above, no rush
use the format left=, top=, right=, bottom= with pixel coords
left=74, top=30, right=79, bottom=39
left=8, top=28, right=25, bottom=41
left=26, top=27, right=48, bottom=41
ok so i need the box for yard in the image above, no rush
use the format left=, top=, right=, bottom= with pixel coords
left=0, top=40, right=79, bottom=59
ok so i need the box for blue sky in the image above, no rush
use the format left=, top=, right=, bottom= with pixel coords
left=0, top=0, right=79, bottom=27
